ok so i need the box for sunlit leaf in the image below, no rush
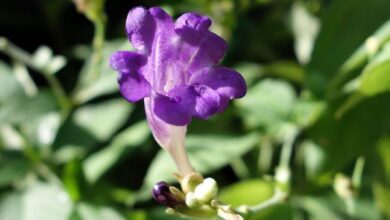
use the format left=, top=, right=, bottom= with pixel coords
left=76, top=203, right=125, bottom=220
left=218, top=179, right=274, bottom=207
left=83, top=121, right=150, bottom=183
left=73, top=99, right=132, bottom=142
left=236, top=79, right=296, bottom=130
left=0, top=182, right=72, bottom=220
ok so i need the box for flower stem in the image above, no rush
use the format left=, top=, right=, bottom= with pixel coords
left=246, top=189, right=287, bottom=213
left=278, top=127, right=298, bottom=168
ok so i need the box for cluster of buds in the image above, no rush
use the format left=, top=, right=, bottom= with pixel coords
left=152, top=173, right=242, bottom=219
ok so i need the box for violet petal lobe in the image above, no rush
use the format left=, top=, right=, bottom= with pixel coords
left=110, top=51, right=146, bottom=72
left=111, top=51, right=151, bottom=102
left=126, top=7, right=156, bottom=52
left=190, top=67, right=247, bottom=99
left=174, top=13, right=227, bottom=74
left=153, top=85, right=220, bottom=125
left=118, top=72, right=151, bottom=102
left=153, top=92, right=192, bottom=126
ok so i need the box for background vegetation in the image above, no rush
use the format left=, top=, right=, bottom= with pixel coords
left=0, top=0, right=389, bottom=219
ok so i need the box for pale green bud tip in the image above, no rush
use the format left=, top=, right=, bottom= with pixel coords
left=194, top=178, right=218, bottom=203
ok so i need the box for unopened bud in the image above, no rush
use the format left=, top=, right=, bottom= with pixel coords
left=152, top=182, right=185, bottom=208
left=185, top=192, right=200, bottom=208
left=193, top=178, right=218, bottom=203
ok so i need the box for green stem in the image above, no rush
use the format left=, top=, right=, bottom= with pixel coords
left=240, top=189, right=287, bottom=216
left=279, top=127, right=298, bottom=168
left=22, top=140, right=62, bottom=186
left=44, top=73, right=71, bottom=117
left=352, top=156, right=365, bottom=190
left=258, top=138, right=273, bottom=173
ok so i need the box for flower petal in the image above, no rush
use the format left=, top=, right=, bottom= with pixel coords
left=110, top=51, right=146, bottom=72
left=190, top=67, right=247, bottom=99
left=126, top=7, right=156, bottom=52
left=118, top=72, right=151, bottom=102
left=111, top=51, right=150, bottom=102
left=153, top=92, right=193, bottom=126
left=191, top=84, right=221, bottom=119
left=174, top=13, right=228, bottom=73
left=153, top=85, right=221, bottom=125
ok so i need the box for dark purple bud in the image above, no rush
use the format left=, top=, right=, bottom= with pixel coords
left=152, top=181, right=185, bottom=208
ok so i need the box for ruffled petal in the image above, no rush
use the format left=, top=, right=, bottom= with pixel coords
left=153, top=89, right=195, bottom=126
left=174, top=13, right=228, bottom=74
left=126, top=7, right=156, bottom=52
left=110, top=51, right=150, bottom=102
left=190, top=67, right=247, bottom=99
left=118, top=72, right=151, bottom=102
left=110, top=51, right=146, bottom=72
left=191, top=84, right=221, bottom=119
left=153, top=85, right=220, bottom=125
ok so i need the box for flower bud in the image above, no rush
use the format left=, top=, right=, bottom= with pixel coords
left=193, top=178, right=218, bottom=203
left=152, top=182, right=185, bottom=208
left=185, top=192, right=201, bottom=208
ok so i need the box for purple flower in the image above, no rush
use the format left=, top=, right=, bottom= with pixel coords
left=110, top=7, right=246, bottom=174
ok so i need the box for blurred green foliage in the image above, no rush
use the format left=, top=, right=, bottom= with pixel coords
left=0, top=0, right=390, bottom=219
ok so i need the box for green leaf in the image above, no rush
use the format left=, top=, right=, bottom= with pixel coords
left=248, top=204, right=293, bottom=220
left=0, top=91, right=57, bottom=124
left=339, top=19, right=390, bottom=78
left=360, top=60, right=390, bottom=96
left=292, top=196, right=343, bottom=220
left=73, top=99, right=132, bottom=142
left=308, top=0, right=390, bottom=96
left=53, top=99, right=132, bottom=159
left=0, top=182, right=73, bottom=220
left=22, top=112, right=61, bottom=148
left=83, top=120, right=150, bottom=183
left=76, top=203, right=125, bottom=220
left=372, top=136, right=390, bottom=217
left=218, top=179, right=274, bottom=207
left=0, top=61, right=24, bottom=103
left=308, top=93, right=390, bottom=173
left=236, top=79, right=296, bottom=130
left=0, top=152, right=29, bottom=187
left=264, top=61, right=305, bottom=84
left=141, top=133, right=260, bottom=199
